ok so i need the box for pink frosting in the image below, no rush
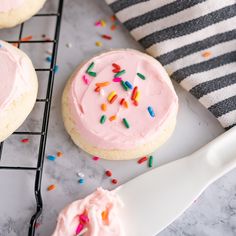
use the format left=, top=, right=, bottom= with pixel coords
left=0, top=0, right=24, bottom=12
left=68, top=50, right=178, bottom=150
left=52, top=188, right=124, bottom=236
left=0, top=41, right=31, bottom=112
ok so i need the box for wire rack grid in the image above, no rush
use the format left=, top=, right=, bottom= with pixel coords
left=0, top=0, right=64, bottom=235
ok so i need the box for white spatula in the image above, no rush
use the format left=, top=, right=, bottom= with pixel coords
left=117, top=126, right=236, bottom=236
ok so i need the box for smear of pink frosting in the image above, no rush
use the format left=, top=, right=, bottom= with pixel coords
left=0, top=40, right=31, bottom=112
left=68, top=50, right=178, bottom=150
left=0, top=0, right=24, bottom=12
left=52, top=188, right=124, bottom=236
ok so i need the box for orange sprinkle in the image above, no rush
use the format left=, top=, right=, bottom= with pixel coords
left=57, top=151, right=63, bottom=157
left=124, top=101, right=128, bottom=108
left=101, top=209, right=109, bottom=221
left=96, top=82, right=110, bottom=87
left=131, top=86, right=138, bottom=100
left=110, top=15, right=116, bottom=22
left=109, top=115, right=117, bottom=121
left=47, top=184, right=56, bottom=191
left=101, top=103, right=107, bottom=111
left=13, top=35, right=33, bottom=47
left=109, top=94, right=118, bottom=104
left=95, top=86, right=101, bottom=92
left=202, top=51, right=212, bottom=58
left=111, top=24, right=117, bottom=31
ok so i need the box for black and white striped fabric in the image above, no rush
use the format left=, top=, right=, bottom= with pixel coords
left=105, top=0, right=236, bottom=130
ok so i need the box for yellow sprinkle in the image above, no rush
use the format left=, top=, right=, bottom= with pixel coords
left=109, top=115, right=117, bottom=121
left=135, top=91, right=140, bottom=101
left=107, top=91, right=116, bottom=102
left=100, top=20, right=106, bottom=27
left=95, top=41, right=102, bottom=47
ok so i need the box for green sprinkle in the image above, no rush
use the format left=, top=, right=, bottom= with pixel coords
left=122, top=118, right=130, bottom=128
left=137, top=72, right=146, bottom=80
left=148, top=156, right=153, bottom=168
left=86, top=62, right=95, bottom=73
left=88, top=71, right=97, bottom=77
left=100, top=115, right=106, bottom=124
left=121, top=80, right=128, bottom=91
left=114, top=69, right=126, bottom=78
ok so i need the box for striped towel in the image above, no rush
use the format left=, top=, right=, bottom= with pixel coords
left=105, top=0, right=236, bottom=130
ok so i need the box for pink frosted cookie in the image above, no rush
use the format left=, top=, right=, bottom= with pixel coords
left=0, top=40, right=38, bottom=142
left=62, top=49, right=178, bottom=160
left=0, top=0, right=47, bottom=29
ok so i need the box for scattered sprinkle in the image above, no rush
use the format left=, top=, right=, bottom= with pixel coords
left=111, top=179, right=118, bottom=184
left=47, top=155, right=56, bottom=161
left=86, top=62, right=95, bottom=73
left=110, top=24, right=117, bottom=31
left=202, top=51, right=212, bottom=58
left=120, top=98, right=125, bottom=106
left=124, top=101, right=128, bottom=108
left=46, top=50, right=52, bottom=55
left=101, top=209, right=109, bottom=221
left=109, top=115, right=117, bottom=121
left=95, top=20, right=102, bottom=26
left=125, top=81, right=133, bottom=89
left=47, top=184, right=56, bottom=191
left=76, top=223, right=84, bottom=235
left=105, top=170, right=112, bottom=177
left=57, top=151, right=63, bottom=157
left=112, top=63, right=121, bottom=70
left=77, top=172, right=84, bottom=178
left=80, top=214, right=89, bottom=224
left=147, top=106, right=155, bottom=117
left=135, top=91, right=140, bottom=101
left=95, top=86, right=101, bottom=92
left=122, top=118, right=130, bottom=128
left=100, top=115, right=106, bottom=124
left=131, top=86, right=138, bottom=100
left=88, top=71, right=96, bottom=77
left=114, top=69, right=125, bottom=78
left=101, top=19, right=106, bottom=27
left=46, top=56, right=52, bottom=62
left=148, top=156, right=153, bottom=168
left=53, top=65, right=59, bottom=73
left=95, top=41, right=102, bottom=47
left=21, top=138, right=29, bottom=143
left=78, top=178, right=85, bottom=184
left=137, top=72, right=146, bottom=80
left=93, top=156, right=100, bottom=161
left=113, top=77, right=122, bottom=82
left=102, top=34, right=112, bottom=40
left=138, top=156, right=148, bottom=164
left=110, top=15, right=116, bottom=22
left=66, top=43, right=72, bottom=48
left=133, top=100, right=139, bottom=106
left=96, top=82, right=110, bottom=87
left=82, top=75, right=89, bottom=85
left=101, top=103, right=107, bottom=111
left=121, top=81, right=128, bottom=91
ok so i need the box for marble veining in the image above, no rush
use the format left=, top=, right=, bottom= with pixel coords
left=0, top=0, right=235, bottom=236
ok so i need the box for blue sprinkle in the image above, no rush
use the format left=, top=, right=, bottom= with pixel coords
left=46, top=56, right=52, bottom=62
left=147, top=106, right=155, bottom=117
left=125, top=81, right=133, bottom=89
left=47, top=155, right=56, bottom=161
left=78, top=178, right=85, bottom=184
left=53, top=65, right=59, bottom=73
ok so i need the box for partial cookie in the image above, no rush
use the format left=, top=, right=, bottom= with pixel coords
left=62, top=49, right=178, bottom=160
left=0, top=0, right=47, bottom=29
left=0, top=40, right=38, bottom=142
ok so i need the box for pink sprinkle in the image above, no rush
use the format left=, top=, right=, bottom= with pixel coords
left=82, top=75, right=89, bottom=85
left=93, top=156, right=100, bottom=161
left=95, top=21, right=101, bottom=26
left=76, top=223, right=84, bottom=234
left=80, top=214, right=89, bottom=224
left=113, top=77, right=122, bottom=82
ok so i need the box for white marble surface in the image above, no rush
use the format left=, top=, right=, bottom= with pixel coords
left=0, top=0, right=236, bottom=235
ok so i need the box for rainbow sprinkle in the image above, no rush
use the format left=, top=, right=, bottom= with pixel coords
left=109, top=115, right=117, bottom=121
left=86, top=62, right=94, bottom=73
left=88, top=71, right=96, bottom=77
left=95, top=41, right=102, bottom=47
left=131, top=86, right=138, bottom=100
left=122, top=118, right=130, bottom=128
left=100, top=115, right=106, bottom=124
left=125, top=81, right=133, bottom=89
left=107, top=91, right=117, bottom=102
left=96, top=82, right=110, bottom=87
left=101, top=103, right=107, bottom=111
left=113, top=77, right=122, bottom=82
left=137, top=72, right=146, bottom=80
left=148, top=156, right=153, bottom=167
left=82, top=75, right=89, bottom=85
left=121, top=81, right=128, bottom=91
left=114, top=69, right=125, bottom=78
left=135, top=91, right=140, bottom=101
left=147, top=106, right=155, bottom=117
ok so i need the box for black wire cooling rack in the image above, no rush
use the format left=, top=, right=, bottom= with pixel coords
left=0, top=0, right=64, bottom=235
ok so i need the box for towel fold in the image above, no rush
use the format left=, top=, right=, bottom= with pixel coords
left=105, top=0, right=236, bottom=129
